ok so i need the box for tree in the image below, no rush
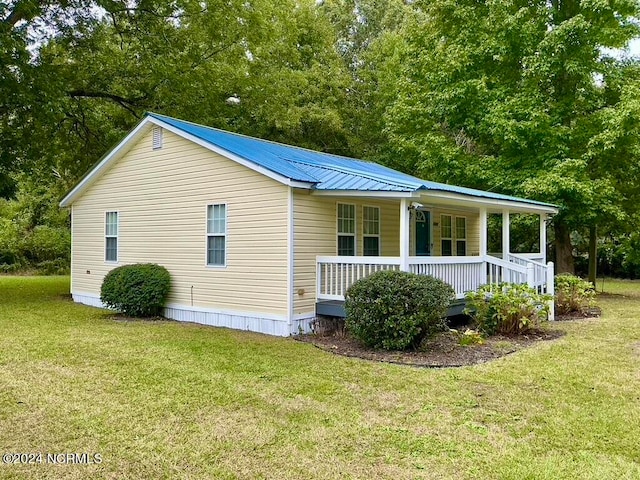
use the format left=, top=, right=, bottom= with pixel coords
left=384, top=0, right=640, bottom=272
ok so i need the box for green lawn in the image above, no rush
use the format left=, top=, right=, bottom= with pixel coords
left=0, top=277, right=639, bottom=479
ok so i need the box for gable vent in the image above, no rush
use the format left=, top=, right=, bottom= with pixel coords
left=152, top=126, right=163, bottom=150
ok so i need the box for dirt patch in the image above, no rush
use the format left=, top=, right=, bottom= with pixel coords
left=554, top=307, right=602, bottom=322
left=296, top=328, right=565, bottom=368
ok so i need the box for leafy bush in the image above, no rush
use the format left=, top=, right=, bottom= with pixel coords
left=21, top=226, right=71, bottom=264
left=101, top=264, right=171, bottom=317
left=35, top=259, right=70, bottom=275
left=555, top=274, right=596, bottom=315
left=0, top=218, right=21, bottom=266
left=345, top=270, right=455, bottom=351
left=465, top=283, right=551, bottom=335
left=457, top=329, right=484, bottom=346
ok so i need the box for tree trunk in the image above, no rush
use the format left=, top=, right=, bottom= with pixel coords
left=554, top=222, right=574, bottom=274
left=588, top=225, right=597, bottom=284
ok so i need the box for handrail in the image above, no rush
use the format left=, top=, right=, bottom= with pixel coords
left=507, top=252, right=546, bottom=268
left=484, top=254, right=527, bottom=274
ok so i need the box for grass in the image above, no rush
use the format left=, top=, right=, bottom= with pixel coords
left=0, top=276, right=639, bottom=479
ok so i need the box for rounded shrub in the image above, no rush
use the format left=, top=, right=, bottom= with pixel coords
left=100, top=263, right=171, bottom=317
left=344, top=270, right=455, bottom=351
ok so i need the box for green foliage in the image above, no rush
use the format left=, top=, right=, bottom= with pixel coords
left=21, top=226, right=70, bottom=264
left=0, top=177, right=70, bottom=273
left=100, top=264, right=171, bottom=318
left=383, top=0, right=640, bottom=270
left=465, top=283, right=551, bottom=335
left=457, top=329, right=484, bottom=346
left=555, top=274, right=596, bottom=315
left=596, top=233, right=640, bottom=279
left=344, top=270, right=454, bottom=351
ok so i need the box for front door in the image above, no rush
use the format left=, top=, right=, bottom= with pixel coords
left=415, top=210, right=431, bottom=256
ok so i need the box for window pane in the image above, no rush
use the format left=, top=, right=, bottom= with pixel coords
left=441, top=215, right=452, bottom=238
left=441, top=239, right=452, bottom=256
left=456, top=240, right=466, bottom=256
left=105, top=237, right=118, bottom=262
left=207, top=236, right=225, bottom=265
left=338, top=236, right=355, bottom=256
left=363, top=206, right=380, bottom=235
left=337, top=204, right=355, bottom=234
left=363, top=237, right=379, bottom=256
left=207, top=204, right=226, bottom=234
left=456, top=217, right=466, bottom=239
left=106, top=212, right=118, bottom=236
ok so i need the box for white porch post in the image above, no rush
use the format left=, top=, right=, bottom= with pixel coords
left=547, top=261, right=555, bottom=320
left=479, top=207, right=488, bottom=284
left=502, top=210, right=510, bottom=259
left=400, top=198, right=410, bottom=272
left=540, top=214, right=547, bottom=264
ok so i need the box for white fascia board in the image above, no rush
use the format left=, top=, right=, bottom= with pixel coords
left=420, top=191, right=559, bottom=215
left=311, top=190, right=419, bottom=198
left=59, top=119, right=153, bottom=207
left=148, top=117, right=315, bottom=189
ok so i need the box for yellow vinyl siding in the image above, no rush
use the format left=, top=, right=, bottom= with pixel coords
left=71, top=128, right=289, bottom=316
left=292, top=191, right=400, bottom=315
left=429, top=208, right=480, bottom=256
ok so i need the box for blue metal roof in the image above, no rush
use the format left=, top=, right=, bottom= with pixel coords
left=148, top=113, right=556, bottom=208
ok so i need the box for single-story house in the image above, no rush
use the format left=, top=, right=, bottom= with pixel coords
left=60, top=113, right=558, bottom=336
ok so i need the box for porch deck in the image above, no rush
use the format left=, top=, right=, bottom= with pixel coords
left=315, top=253, right=555, bottom=319
left=316, top=298, right=468, bottom=318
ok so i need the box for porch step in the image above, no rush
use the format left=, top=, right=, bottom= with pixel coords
left=315, top=299, right=468, bottom=319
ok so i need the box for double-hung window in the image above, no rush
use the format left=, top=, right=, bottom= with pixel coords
left=105, top=211, right=118, bottom=262
left=207, top=204, right=226, bottom=266
left=441, top=214, right=452, bottom=256
left=337, top=203, right=356, bottom=256
left=455, top=217, right=467, bottom=256
left=362, top=206, right=380, bottom=256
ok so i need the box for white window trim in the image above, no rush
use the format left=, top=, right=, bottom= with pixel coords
left=104, top=211, right=119, bottom=264
left=362, top=205, right=381, bottom=256
left=455, top=216, right=467, bottom=256
left=206, top=203, right=227, bottom=268
left=336, top=202, right=356, bottom=256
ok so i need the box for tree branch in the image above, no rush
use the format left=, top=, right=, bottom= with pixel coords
left=67, top=89, right=143, bottom=117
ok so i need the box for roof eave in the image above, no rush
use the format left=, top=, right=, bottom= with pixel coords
left=420, top=190, right=559, bottom=214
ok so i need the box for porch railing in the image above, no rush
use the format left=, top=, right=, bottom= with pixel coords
left=316, top=254, right=555, bottom=306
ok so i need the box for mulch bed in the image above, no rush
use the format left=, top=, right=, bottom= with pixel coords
left=554, top=307, right=602, bottom=322
left=296, top=328, right=566, bottom=368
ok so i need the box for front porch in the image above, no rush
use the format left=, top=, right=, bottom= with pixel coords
left=314, top=197, right=556, bottom=320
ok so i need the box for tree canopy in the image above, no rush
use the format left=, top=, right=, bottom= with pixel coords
left=2, top=0, right=640, bottom=274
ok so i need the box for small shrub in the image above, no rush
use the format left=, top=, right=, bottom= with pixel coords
left=35, top=259, right=70, bottom=275
left=465, top=283, right=551, bottom=335
left=21, top=226, right=71, bottom=263
left=457, top=329, right=484, bottom=346
left=555, top=274, right=596, bottom=315
left=101, top=263, right=171, bottom=317
left=345, top=270, right=455, bottom=351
